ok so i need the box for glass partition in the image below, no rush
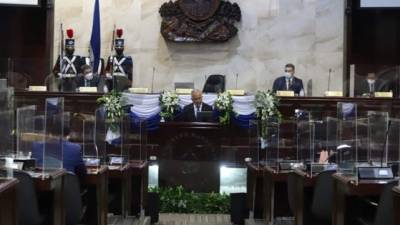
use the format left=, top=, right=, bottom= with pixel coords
left=367, top=111, right=389, bottom=165
left=0, top=110, right=15, bottom=158
left=16, top=105, right=38, bottom=159
left=387, top=118, right=400, bottom=177
left=296, top=110, right=312, bottom=166
left=105, top=113, right=130, bottom=169
left=263, top=120, right=280, bottom=170
left=0, top=109, right=15, bottom=178
left=93, top=108, right=107, bottom=166
left=79, top=115, right=103, bottom=168
left=41, top=97, right=64, bottom=173
left=336, top=102, right=358, bottom=175
left=248, top=120, right=260, bottom=166
left=128, top=117, right=147, bottom=162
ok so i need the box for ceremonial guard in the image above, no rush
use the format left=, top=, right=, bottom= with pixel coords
left=53, top=28, right=83, bottom=91
left=105, top=28, right=133, bottom=91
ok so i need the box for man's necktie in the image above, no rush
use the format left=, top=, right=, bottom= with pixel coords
left=196, top=106, right=200, bottom=120
left=286, top=79, right=290, bottom=90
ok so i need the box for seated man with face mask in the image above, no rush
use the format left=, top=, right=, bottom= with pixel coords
left=356, top=72, right=389, bottom=97
left=75, top=64, right=103, bottom=91
left=272, top=63, right=305, bottom=96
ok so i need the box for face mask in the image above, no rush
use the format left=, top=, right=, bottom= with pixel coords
left=85, top=73, right=93, bottom=80
left=367, top=79, right=375, bottom=84
left=284, top=72, right=292, bottom=79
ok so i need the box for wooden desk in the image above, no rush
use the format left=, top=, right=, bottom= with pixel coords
left=247, top=163, right=265, bottom=219
left=392, top=186, right=400, bottom=225
left=15, top=91, right=102, bottom=114
left=15, top=91, right=400, bottom=118
left=108, top=164, right=132, bottom=217
left=31, top=169, right=66, bottom=225
left=86, top=166, right=108, bottom=225
left=263, top=166, right=291, bottom=224
left=292, top=170, right=317, bottom=225
left=332, top=173, right=398, bottom=225
left=0, top=178, right=18, bottom=225
left=129, top=160, right=148, bottom=216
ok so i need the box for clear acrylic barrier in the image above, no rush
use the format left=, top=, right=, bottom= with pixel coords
left=104, top=112, right=130, bottom=168
left=0, top=87, right=14, bottom=111
left=307, top=116, right=339, bottom=176
left=16, top=105, right=39, bottom=159
left=128, top=117, right=147, bottom=162
left=387, top=119, right=400, bottom=176
left=41, top=97, right=64, bottom=172
left=248, top=120, right=260, bottom=166
left=94, top=108, right=107, bottom=166
left=262, top=120, right=280, bottom=170
left=4, top=58, right=52, bottom=91
left=0, top=110, right=15, bottom=158
left=337, top=102, right=358, bottom=176
left=79, top=115, right=103, bottom=168
left=367, top=111, right=389, bottom=165
left=296, top=110, right=312, bottom=166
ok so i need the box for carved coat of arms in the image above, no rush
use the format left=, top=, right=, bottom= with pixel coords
left=159, top=0, right=241, bottom=42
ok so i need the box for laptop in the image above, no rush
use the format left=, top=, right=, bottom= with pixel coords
left=196, top=111, right=214, bottom=122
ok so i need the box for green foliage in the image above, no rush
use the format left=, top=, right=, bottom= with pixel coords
left=149, top=186, right=230, bottom=214
left=214, top=92, right=233, bottom=126
left=159, top=90, right=180, bottom=120
left=96, top=90, right=124, bottom=131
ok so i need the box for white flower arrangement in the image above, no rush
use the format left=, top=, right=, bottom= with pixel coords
left=159, top=90, right=180, bottom=120
left=214, top=92, right=233, bottom=125
left=97, top=90, right=124, bottom=132
left=255, top=90, right=282, bottom=138
left=255, top=90, right=281, bottom=121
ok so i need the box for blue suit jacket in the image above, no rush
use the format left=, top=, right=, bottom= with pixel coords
left=32, top=140, right=86, bottom=179
left=272, top=76, right=304, bottom=95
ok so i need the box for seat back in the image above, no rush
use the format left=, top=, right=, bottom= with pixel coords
left=311, top=170, right=335, bottom=224
left=203, top=74, right=225, bottom=93
left=0, top=169, right=43, bottom=225
left=64, top=172, right=83, bottom=225
left=7, top=72, right=29, bottom=90
left=373, top=181, right=397, bottom=225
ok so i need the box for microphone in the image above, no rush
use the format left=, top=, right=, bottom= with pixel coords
left=328, top=68, right=332, bottom=92
left=151, top=67, right=155, bottom=93
left=381, top=120, right=392, bottom=167
left=235, top=73, right=239, bottom=89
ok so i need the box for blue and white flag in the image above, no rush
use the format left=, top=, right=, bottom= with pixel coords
left=90, top=0, right=101, bottom=72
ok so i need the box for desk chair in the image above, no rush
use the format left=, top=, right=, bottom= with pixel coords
left=357, top=180, right=397, bottom=225
left=0, top=169, right=44, bottom=225
left=203, top=74, right=225, bottom=93
left=311, top=170, right=336, bottom=225
left=64, top=172, right=84, bottom=225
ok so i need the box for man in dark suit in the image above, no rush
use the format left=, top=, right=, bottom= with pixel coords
left=105, top=29, right=133, bottom=91
left=53, top=28, right=83, bottom=92
left=272, top=63, right=305, bottom=96
left=182, top=89, right=213, bottom=122
left=32, top=121, right=86, bottom=181
left=75, top=64, right=103, bottom=91
left=355, top=72, right=389, bottom=97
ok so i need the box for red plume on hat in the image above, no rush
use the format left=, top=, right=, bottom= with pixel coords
left=116, top=29, right=123, bottom=38
left=66, top=29, right=74, bottom=39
